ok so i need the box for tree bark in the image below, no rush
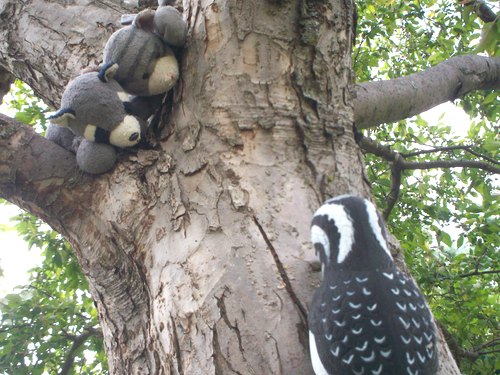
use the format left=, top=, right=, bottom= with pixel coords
left=0, top=0, right=462, bottom=374
left=0, top=65, right=13, bottom=104
left=353, top=55, right=500, bottom=129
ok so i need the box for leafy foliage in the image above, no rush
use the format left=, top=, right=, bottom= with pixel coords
left=2, top=80, right=47, bottom=132
left=0, top=82, right=106, bottom=374
left=356, top=1, right=499, bottom=373
left=0, top=210, right=107, bottom=375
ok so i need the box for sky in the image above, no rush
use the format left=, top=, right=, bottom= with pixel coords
left=0, top=101, right=476, bottom=298
left=0, top=99, right=44, bottom=297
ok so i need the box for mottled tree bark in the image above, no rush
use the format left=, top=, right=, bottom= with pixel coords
left=0, top=0, right=461, bottom=374
left=0, top=65, right=13, bottom=103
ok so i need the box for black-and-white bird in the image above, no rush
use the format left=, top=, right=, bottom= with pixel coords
left=308, top=195, right=438, bottom=375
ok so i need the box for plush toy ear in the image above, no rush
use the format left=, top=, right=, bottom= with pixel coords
left=98, top=62, right=119, bottom=82
left=133, top=9, right=156, bottom=32
left=48, top=108, right=76, bottom=127
left=158, top=0, right=176, bottom=6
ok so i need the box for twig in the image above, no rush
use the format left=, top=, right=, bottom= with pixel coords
left=58, top=327, right=101, bottom=375
left=474, top=337, right=500, bottom=352
left=403, top=159, right=500, bottom=173
left=357, top=133, right=500, bottom=217
left=438, top=269, right=500, bottom=280
left=402, top=144, right=500, bottom=165
left=384, top=154, right=404, bottom=219
left=457, top=269, right=499, bottom=279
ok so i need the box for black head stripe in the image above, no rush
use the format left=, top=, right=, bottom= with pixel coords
left=98, top=62, right=116, bottom=82
left=48, top=107, right=76, bottom=121
left=95, top=127, right=110, bottom=144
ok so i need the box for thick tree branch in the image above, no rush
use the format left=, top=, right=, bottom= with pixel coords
left=353, top=55, right=500, bottom=129
left=1, top=113, right=159, bottom=372
left=462, top=1, right=498, bottom=23
left=0, top=113, right=86, bottom=229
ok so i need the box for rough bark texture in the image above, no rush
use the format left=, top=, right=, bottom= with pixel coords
left=0, top=65, right=13, bottom=104
left=0, top=0, right=135, bottom=107
left=353, top=55, right=500, bottom=129
left=0, top=0, right=462, bottom=374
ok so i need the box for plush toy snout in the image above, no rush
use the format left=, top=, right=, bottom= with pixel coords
left=108, top=115, right=142, bottom=147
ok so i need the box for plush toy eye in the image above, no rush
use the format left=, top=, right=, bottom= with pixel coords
left=129, top=132, right=140, bottom=142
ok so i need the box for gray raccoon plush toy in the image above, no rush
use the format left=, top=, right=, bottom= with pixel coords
left=102, top=1, right=186, bottom=96
left=47, top=64, right=147, bottom=174
left=47, top=1, right=187, bottom=174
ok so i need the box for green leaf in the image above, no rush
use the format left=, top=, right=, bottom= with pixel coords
left=474, top=21, right=500, bottom=56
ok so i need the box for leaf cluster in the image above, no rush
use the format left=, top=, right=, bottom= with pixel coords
left=2, top=80, right=47, bottom=133
left=0, top=210, right=107, bottom=375
left=356, top=1, right=499, bottom=373
left=355, top=0, right=499, bottom=122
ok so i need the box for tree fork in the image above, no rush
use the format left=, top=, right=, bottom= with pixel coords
left=0, top=0, right=465, bottom=373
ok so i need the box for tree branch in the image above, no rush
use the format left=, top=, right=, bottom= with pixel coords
left=439, top=269, right=500, bottom=280
left=473, top=337, right=500, bottom=353
left=439, top=321, right=499, bottom=365
left=0, top=113, right=87, bottom=233
left=59, top=327, right=101, bottom=375
left=401, top=145, right=500, bottom=165
left=403, top=159, right=500, bottom=173
left=357, top=133, right=500, bottom=174
left=385, top=154, right=404, bottom=219
left=462, top=1, right=498, bottom=23
left=353, top=55, right=500, bottom=129
left=357, top=133, right=500, bottom=217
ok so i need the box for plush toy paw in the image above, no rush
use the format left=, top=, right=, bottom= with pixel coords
left=46, top=123, right=79, bottom=153
left=46, top=124, right=117, bottom=175
left=76, top=139, right=117, bottom=175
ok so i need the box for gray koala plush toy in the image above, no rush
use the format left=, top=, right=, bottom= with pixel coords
left=47, top=64, right=149, bottom=174
left=103, top=1, right=187, bottom=96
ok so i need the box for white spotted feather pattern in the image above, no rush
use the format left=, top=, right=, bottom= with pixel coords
left=308, top=196, right=438, bottom=375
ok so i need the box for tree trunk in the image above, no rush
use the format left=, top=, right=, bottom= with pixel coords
left=0, top=0, right=461, bottom=374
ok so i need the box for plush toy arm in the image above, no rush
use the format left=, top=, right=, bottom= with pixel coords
left=47, top=125, right=117, bottom=174
left=46, top=124, right=78, bottom=153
